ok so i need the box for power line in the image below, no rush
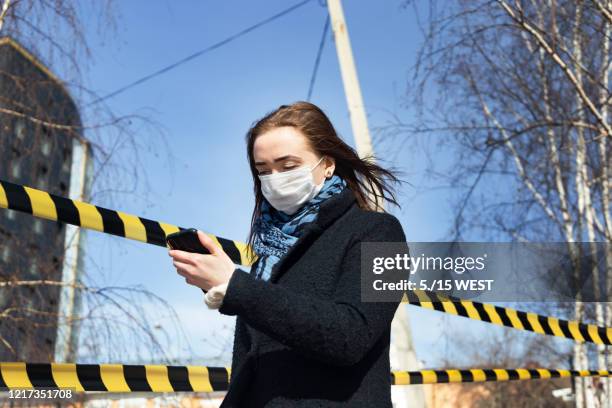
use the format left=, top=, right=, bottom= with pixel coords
left=307, top=12, right=330, bottom=101
left=87, top=0, right=314, bottom=107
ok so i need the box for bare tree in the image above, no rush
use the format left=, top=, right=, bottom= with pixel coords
left=378, top=0, right=611, bottom=406
left=0, top=1, right=202, bottom=367
left=437, top=328, right=574, bottom=408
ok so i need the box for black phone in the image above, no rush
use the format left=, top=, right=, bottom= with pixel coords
left=166, top=228, right=210, bottom=255
left=166, top=228, right=210, bottom=294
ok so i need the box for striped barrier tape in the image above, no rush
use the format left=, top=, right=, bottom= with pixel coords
left=0, top=362, right=230, bottom=392
left=0, top=179, right=252, bottom=266
left=1, top=178, right=610, bottom=345
left=404, top=290, right=612, bottom=346
left=0, top=362, right=608, bottom=390
left=392, top=367, right=611, bottom=385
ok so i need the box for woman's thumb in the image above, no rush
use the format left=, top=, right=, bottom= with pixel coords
left=197, top=230, right=219, bottom=255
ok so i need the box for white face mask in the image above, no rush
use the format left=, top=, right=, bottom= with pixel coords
left=258, top=156, right=326, bottom=215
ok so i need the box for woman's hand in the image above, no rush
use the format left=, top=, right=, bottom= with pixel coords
left=168, top=230, right=235, bottom=291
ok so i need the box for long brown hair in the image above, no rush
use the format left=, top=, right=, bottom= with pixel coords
left=245, top=101, right=403, bottom=261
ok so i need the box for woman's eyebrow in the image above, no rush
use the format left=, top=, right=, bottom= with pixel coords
left=255, top=155, right=301, bottom=165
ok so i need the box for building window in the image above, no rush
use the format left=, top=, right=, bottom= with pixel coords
left=1, top=246, right=9, bottom=262
left=34, top=219, right=43, bottom=235
left=24, top=298, right=33, bottom=310
left=41, top=140, right=51, bottom=156
left=37, top=177, right=47, bottom=191
left=29, top=259, right=37, bottom=277
left=11, top=162, right=20, bottom=178
left=15, top=119, right=26, bottom=140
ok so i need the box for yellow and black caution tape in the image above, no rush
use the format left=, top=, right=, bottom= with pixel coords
left=0, top=362, right=230, bottom=392
left=0, top=362, right=608, bottom=390
left=1, top=178, right=611, bottom=346
left=0, top=179, right=252, bottom=266
left=404, top=290, right=612, bottom=346
left=392, top=367, right=611, bottom=385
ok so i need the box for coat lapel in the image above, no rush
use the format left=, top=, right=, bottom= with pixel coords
left=268, top=187, right=356, bottom=283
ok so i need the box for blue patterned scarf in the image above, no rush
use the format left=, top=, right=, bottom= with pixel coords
left=252, top=174, right=347, bottom=281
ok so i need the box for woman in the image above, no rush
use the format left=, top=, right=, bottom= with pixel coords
left=168, top=101, right=407, bottom=407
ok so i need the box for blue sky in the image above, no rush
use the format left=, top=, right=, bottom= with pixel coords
left=46, top=0, right=573, bottom=368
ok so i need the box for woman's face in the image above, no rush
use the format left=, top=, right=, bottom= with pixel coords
left=253, top=126, right=334, bottom=185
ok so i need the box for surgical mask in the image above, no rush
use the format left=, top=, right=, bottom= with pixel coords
left=259, top=156, right=326, bottom=215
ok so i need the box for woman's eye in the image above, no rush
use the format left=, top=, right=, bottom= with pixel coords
left=257, top=164, right=298, bottom=175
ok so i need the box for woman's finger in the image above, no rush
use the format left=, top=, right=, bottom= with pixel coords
left=173, top=260, right=194, bottom=277
left=169, top=249, right=197, bottom=265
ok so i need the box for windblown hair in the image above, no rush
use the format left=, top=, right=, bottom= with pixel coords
left=244, top=101, right=403, bottom=262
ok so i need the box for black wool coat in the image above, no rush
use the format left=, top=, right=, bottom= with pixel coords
left=218, top=186, right=407, bottom=407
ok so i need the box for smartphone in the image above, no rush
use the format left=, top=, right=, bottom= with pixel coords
left=166, top=228, right=211, bottom=254
left=166, top=228, right=210, bottom=293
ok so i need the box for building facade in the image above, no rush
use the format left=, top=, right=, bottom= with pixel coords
left=0, top=36, right=89, bottom=362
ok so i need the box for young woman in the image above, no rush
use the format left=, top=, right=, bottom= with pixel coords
left=168, top=101, right=407, bottom=407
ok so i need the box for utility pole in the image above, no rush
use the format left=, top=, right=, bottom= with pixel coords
left=326, top=1, right=426, bottom=406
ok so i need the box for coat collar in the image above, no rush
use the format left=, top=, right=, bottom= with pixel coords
left=268, top=186, right=357, bottom=283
